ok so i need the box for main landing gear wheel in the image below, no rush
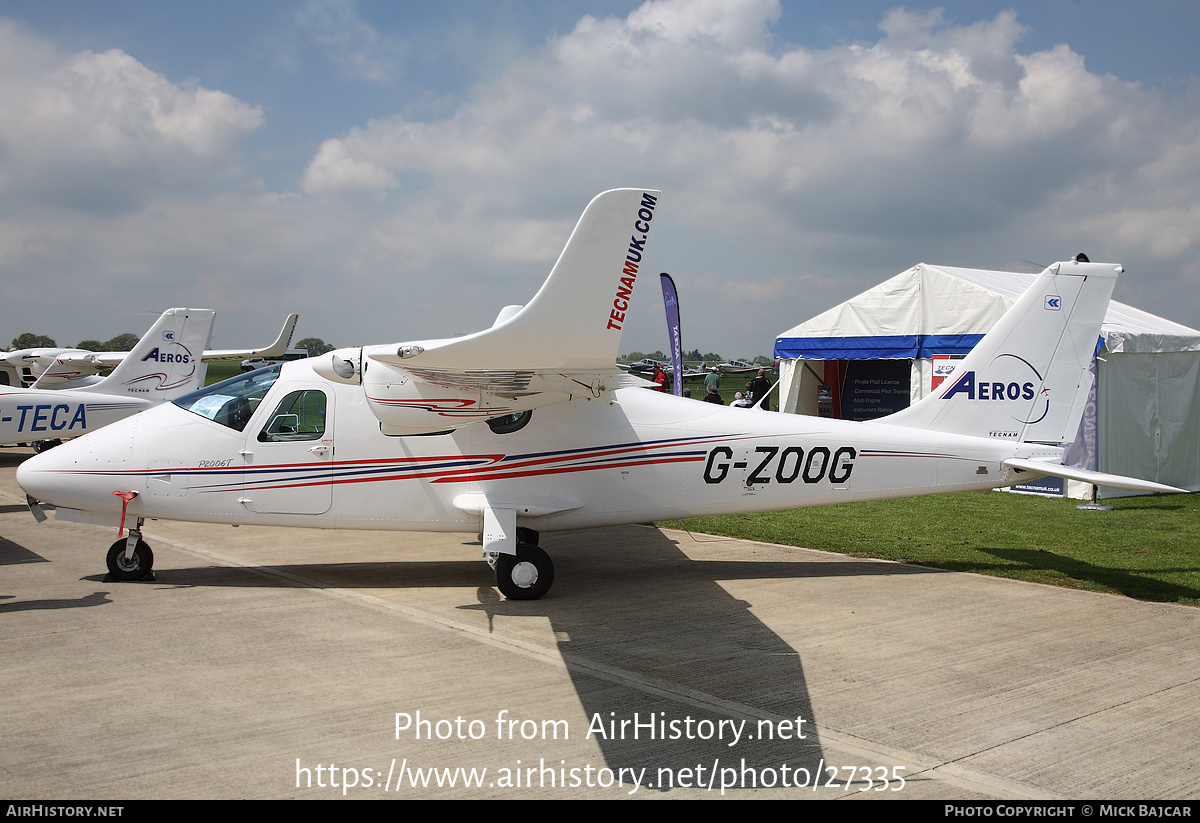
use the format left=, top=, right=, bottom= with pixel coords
left=494, top=543, right=554, bottom=601
left=106, top=538, right=154, bottom=582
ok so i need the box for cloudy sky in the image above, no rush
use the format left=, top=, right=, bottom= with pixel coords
left=2, top=0, right=1198, bottom=359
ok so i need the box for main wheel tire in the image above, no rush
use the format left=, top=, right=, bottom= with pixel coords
left=494, top=543, right=554, bottom=601
left=106, top=539, right=154, bottom=581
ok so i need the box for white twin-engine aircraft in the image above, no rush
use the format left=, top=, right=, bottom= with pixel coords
left=0, top=313, right=298, bottom=388
left=1, top=308, right=217, bottom=450
left=17, top=189, right=1184, bottom=599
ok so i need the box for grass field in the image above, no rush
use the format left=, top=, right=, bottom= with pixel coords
left=204, top=360, right=248, bottom=385
left=665, top=490, right=1200, bottom=605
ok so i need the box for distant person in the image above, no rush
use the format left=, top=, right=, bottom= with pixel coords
left=703, top=384, right=723, bottom=404
left=704, top=367, right=720, bottom=393
left=652, top=365, right=667, bottom=392
left=750, top=368, right=772, bottom=411
left=732, top=391, right=753, bottom=408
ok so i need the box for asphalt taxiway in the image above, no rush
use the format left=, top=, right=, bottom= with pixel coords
left=1, top=446, right=1196, bottom=799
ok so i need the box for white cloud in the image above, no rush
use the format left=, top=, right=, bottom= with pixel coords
left=297, top=1, right=1177, bottom=223
left=5, top=2, right=1200, bottom=358
left=0, top=21, right=263, bottom=214
left=303, top=134, right=398, bottom=193
left=287, top=0, right=1200, bottom=349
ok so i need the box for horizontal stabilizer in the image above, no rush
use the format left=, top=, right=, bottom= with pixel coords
left=1002, top=458, right=1187, bottom=494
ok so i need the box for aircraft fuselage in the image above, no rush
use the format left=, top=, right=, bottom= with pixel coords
left=16, top=360, right=1054, bottom=533
left=0, top=388, right=149, bottom=446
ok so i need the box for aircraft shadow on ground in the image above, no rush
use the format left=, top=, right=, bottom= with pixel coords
left=0, top=534, right=48, bottom=565
left=0, top=591, right=111, bottom=613
left=0, top=451, right=32, bottom=468
left=973, top=546, right=1200, bottom=603
left=95, top=525, right=942, bottom=792
left=530, top=526, right=835, bottom=791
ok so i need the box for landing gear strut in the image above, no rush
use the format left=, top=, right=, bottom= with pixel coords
left=491, top=543, right=554, bottom=601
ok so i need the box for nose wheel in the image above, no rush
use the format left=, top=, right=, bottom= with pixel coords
left=492, top=543, right=554, bottom=601
left=106, top=538, right=154, bottom=581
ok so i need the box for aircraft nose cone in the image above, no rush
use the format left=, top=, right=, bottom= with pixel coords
left=15, top=446, right=70, bottom=504
left=16, top=415, right=141, bottom=513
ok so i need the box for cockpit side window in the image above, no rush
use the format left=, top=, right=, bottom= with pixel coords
left=173, top=365, right=280, bottom=432
left=258, top=390, right=327, bottom=442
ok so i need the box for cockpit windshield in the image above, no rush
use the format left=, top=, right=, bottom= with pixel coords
left=172, top=365, right=281, bottom=432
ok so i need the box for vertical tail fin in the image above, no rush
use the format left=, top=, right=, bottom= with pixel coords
left=81, top=309, right=217, bottom=400
left=882, top=260, right=1120, bottom=443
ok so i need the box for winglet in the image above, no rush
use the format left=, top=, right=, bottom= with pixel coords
left=247, top=313, right=299, bottom=359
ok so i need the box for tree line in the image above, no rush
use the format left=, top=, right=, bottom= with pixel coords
left=9, top=333, right=337, bottom=356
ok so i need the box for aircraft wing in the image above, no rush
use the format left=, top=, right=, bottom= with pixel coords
left=1001, top=458, right=1187, bottom=494
left=200, top=313, right=299, bottom=361
left=394, top=365, right=651, bottom=396
left=369, top=190, right=659, bottom=374
left=341, top=189, right=663, bottom=434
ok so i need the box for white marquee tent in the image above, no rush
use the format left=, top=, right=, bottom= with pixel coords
left=774, top=264, right=1200, bottom=496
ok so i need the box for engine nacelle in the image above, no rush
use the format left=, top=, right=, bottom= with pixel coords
left=312, top=348, right=363, bottom=385
left=362, top=361, right=548, bottom=434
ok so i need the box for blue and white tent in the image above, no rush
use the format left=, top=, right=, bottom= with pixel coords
left=775, top=263, right=1200, bottom=495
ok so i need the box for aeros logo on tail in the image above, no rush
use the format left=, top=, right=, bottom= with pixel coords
left=141, top=345, right=192, bottom=364
left=941, top=371, right=1035, bottom=401
left=939, top=353, right=1050, bottom=424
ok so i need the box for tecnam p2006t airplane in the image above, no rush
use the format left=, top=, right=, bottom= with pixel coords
left=17, top=189, right=1184, bottom=598
left=1, top=308, right=216, bottom=451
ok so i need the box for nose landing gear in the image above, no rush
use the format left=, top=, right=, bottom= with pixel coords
left=105, top=515, right=155, bottom=581
left=106, top=538, right=155, bottom=581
